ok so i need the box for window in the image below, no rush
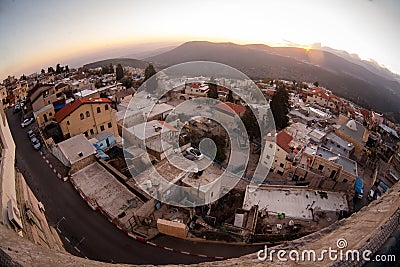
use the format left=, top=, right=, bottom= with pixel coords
left=49, top=112, right=52, bottom=116
left=266, top=155, right=270, bottom=160
left=269, top=143, right=273, bottom=149
left=105, top=104, right=109, bottom=111
left=90, top=129, right=94, bottom=135
left=279, top=163, right=284, bottom=168
left=318, top=164, right=324, bottom=171
left=80, top=113, right=84, bottom=120
left=67, top=121, right=70, bottom=125
left=108, top=122, right=112, bottom=128
left=343, top=179, right=348, bottom=183
left=97, top=107, right=101, bottom=113
left=84, top=131, right=88, bottom=137
left=86, top=111, right=90, bottom=118
left=100, top=125, right=105, bottom=131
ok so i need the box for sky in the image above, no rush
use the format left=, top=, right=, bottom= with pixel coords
left=1, top=0, right=399, bottom=80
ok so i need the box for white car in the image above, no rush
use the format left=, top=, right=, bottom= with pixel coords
left=21, top=117, right=34, bottom=128
left=186, top=147, right=204, bottom=160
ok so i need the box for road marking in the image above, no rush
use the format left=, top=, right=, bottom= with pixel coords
left=198, top=254, right=208, bottom=258
left=64, top=237, right=70, bottom=243
left=164, top=247, right=173, bottom=251
left=215, top=256, right=225, bottom=259
left=181, top=251, right=190, bottom=255
left=147, top=242, right=156, bottom=246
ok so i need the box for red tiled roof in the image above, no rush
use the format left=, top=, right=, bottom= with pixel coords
left=360, top=109, right=370, bottom=118
left=308, top=87, right=343, bottom=106
left=276, top=131, right=293, bottom=153
left=54, top=97, right=111, bottom=123
left=215, top=102, right=246, bottom=115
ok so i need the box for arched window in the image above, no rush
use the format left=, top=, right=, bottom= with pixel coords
left=105, top=104, right=109, bottom=111
left=80, top=113, right=84, bottom=120
left=86, top=111, right=90, bottom=118
left=97, top=107, right=101, bottom=113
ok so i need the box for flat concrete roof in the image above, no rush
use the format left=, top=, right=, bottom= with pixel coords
left=71, top=162, right=144, bottom=227
left=57, top=134, right=96, bottom=164
left=243, top=185, right=348, bottom=220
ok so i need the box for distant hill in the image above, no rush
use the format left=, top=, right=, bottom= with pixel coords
left=84, top=58, right=149, bottom=69
left=147, top=41, right=400, bottom=121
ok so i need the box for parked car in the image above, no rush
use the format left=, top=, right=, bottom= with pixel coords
left=186, top=147, right=204, bottom=160
left=184, top=153, right=197, bottom=161
left=367, top=189, right=375, bottom=201
left=13, top=104, right=21, bottom=113
left=31, top=137, right=41, bottom=150
left=21, top=117, right=34, bottom=128
left=27, top=130, right=35, bottom=139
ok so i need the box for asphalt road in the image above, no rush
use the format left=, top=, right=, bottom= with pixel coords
left=7, top=109, right=205, bottom=265
left=6, top=109, right=260, bottom=264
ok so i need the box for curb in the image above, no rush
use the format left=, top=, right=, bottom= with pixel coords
left=39, top=151, right=68, bottom=181
left=39, top=152, right=225, bottom=260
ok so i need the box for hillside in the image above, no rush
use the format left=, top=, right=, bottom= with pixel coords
left=84, top=58, right=149, bottom=69
left=147, top=41, right=400, bottom=120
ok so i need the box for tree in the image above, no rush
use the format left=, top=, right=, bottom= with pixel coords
left=242, top=106, right=260, bottom=140
left=109, top=63, right=114, bottom=74
left=41, top=69, right=45, bottom=74
left=65, top=65, right=69, bottom=73
left=56, top=63, right=62, bottom=74
left=226, top=90, right=234, bottom=103
left=270, top=84, right=290, bottom=130
left=116, top=64, right=124, bottom=81
left=313, top=81, right=319, bottom=87
left=144, top=64, right=157, bottom=93
left=121, top=77, right=133, bottom=89
left=207, top=77, right=218, bottom=99
left=47, top=66, right=55, bottom=73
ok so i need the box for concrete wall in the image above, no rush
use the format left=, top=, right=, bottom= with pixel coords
left=0, top=106, right=17, bottom=227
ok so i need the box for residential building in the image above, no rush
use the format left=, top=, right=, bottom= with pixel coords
left=0, top=85, right=7, bottom=105
left=322, top=132, right=355, bottom=157
left=50, top=134, right=96, bottom=174
left=184, top=83, right=209, bottom=97
left=214, top=102, right=245, bottom=127
left=55, top=97, right=118, bottom=139
left=262, top=131, right=295, bottom=175
left=28, top=83, right=66, bottom=112
left=306, top=87, right=343, bottom=112
left=124, top=120, right=178, bottom=160
left=33, top=104, right=55, bottom=128
left=335, top=114, right=369, bottom=160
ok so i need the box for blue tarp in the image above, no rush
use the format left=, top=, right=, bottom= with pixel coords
left=355, top=177, right=363, bottom=194
left=53, top=103, right=66, bottom=110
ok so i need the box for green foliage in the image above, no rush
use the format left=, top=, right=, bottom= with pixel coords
left=144, top=64, right=157, bottom=93
left=226, top=90, right=234, bottom=102
left=120, top=77, right=133, bottom=89
left=207, top=77, right=218, bottom=99
left=242, top=106, right=260, bottom=140
left=116, top=64, right=124, bottom=81
left=270, top=84, right=290, bottom=130
left=210, top=135, right=227, bottom=162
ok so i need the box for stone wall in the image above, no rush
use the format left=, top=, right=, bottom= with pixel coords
left=0, top=179, right=399, bottom=267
